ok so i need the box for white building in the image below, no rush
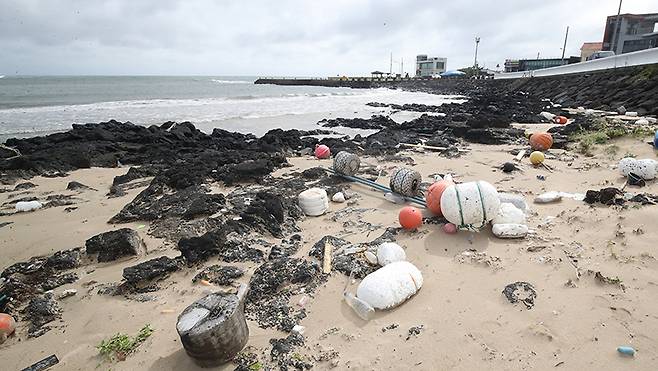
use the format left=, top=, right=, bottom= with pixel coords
left=416, top=55, right=447, bottom=77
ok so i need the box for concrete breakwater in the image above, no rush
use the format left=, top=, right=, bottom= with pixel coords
left=257, top=64, right=658, bottom=116
left=254, top=78, right=373, bottom=88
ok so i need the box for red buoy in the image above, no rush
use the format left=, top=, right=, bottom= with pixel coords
left=553, top=116, right=568, bottom=125
left=314, top=145, right=331, bottom=159
left=399, top=206, right=423, bottom=230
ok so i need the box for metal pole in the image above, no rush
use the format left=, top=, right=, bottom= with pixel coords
left=474, top=36, right=480, bottom=68
left=611, top=0, right=623, bottom=53
left=389, top=52, right=393, bottom=74
left=561, top=26, right=569, bottom=63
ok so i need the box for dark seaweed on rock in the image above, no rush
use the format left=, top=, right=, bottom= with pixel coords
left=245, top=257, right=322, bottom=331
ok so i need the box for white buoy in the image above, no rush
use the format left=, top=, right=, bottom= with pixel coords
left=440, top=181, right=500, bottom=227
left=376, top=242, right=406, bottom=266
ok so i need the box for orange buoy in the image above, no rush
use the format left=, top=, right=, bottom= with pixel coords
left=314, top=144, right=330, bottom=159
left=0, top=313, right=16, bottom=339
left=399, top=206, right=423, bottom=230
left=426, top=180, right=454, bottom=216
left=529, top=132, right=553, bottom=151
left=553, top=116, right=568, bottom=125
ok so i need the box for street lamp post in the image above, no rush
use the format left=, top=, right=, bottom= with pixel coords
left=474, top=36, right=481, bottom=69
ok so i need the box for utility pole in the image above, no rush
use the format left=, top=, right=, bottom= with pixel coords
left=561, top=26, right=569, bottom=63
left=389, top=52, right=393, bottom=74
left=474, top=36, right=481, bottom=69
left=400, top=58, right=404, bottom=75
left=611, top=0, right=623, bottom=53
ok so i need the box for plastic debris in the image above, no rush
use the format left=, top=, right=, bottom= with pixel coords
left=57, top=289, right=77, bottom=300
left=21, top=354, right=59, bottom=371
left=357, top=261, right=423, bottom=310
left=298, top=188, right=329, bottom=216
left=492, top=203, right=526, bottom=225
left=619, top=157, right=657, bottom=180
left=0, top=313, right=16, bottom=343
left=441, top=181, right=500, bottom=228
left=534, top=191, right=562, bottom=204
left=442, top=223, right=458, bottom=234
left=15, top=201, right=43, bottom=213
left=292, top=325, right=306, bottom=335
left=331, top=192, right=346, bottom=203
left=492, top=224, right=528, bottom=238
left=314, top=144, right=330, bottom=159
left=376, top=242, right=406, bottom=266
left=343, top=291, right=375, bottom=320
left=617, top=346, right=635, bottom=356
left=399, top=206, right=423, bottom=230
left=498, top=193, right=529, bottom=213
left=384, top=192, right=405, bottom=204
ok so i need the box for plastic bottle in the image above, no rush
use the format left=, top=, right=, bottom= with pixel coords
left=384, top=192, right=405, bottom=204
left=343, top=291, right=374, bottom=321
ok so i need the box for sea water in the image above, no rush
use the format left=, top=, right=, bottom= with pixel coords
left=0, top=76, right=464, bottom=142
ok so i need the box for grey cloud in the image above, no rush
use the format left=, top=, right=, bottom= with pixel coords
left=0, top=0, right=656, bottom=75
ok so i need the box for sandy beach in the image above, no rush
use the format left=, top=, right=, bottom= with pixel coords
left=2, top=130, right=658, bottom=370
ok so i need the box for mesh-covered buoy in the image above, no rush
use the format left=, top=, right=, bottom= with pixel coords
left=333, top=151, right=360, bottom=176
left=177, top=289, right=249, bottom=367
left=389, top=168, right=421, bottom=197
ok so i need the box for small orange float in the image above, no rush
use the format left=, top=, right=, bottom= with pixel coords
left=529, top=132, right=553, bottom=151
left=399, top=206, right=423, bottom=230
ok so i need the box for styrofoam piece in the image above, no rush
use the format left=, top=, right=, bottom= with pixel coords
left=440, top=181, right=500, bottom=226
left=534, top=191, right=562, bottom=204
left=298, top=188, right=329, bottom=216
left=492, top=224, right=529, bottom=238
left=376, top=242, right=406, bottom=266
left=356, top=261, right=423, bottom=310
left=492, top=203, right=526, bottom=225
left=539, top=112, right=555, bottom=121
left=498, top=193, right=529, bottom=213
left=331, top=192, right=346, bottom=203
left=626, top=111, right=638, bottom=117
left=634, top=119, right=649, bottom=125
left=15, top=200, right=43, bottom=212
left=619, top=157, right=658, bottom=179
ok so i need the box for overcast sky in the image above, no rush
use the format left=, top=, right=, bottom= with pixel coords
left=1, top=0, right=656, bottom=76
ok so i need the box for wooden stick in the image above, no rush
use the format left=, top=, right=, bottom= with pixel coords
left=399, top=143, right=469, bottom=152
left=542, top=163, right=554, bottom=173
left=515, top=149, right=526, bottom=162
left=323, top=242, right=332, bottom=274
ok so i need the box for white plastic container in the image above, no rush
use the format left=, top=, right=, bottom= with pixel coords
left=498, top=193, right=528, bottom=214
left=539, top=112, right=555, bottom=121
left=492, top=203, right=526, bottom=225
left=492, top=224, right=528, bottom=239
left=534, top=191, right=562, bottom=204
left=440, top=181, right=500, bottom=227
left=298, top=188, right=329, bottom=216
left=376, top=242, right=406, bottom=266
left=15, top=200, right=43, bottom=212
left=356, top=261, right=423, bottom=310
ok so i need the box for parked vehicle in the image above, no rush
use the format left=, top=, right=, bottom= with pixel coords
left=587, top=51, right=615, bottom=61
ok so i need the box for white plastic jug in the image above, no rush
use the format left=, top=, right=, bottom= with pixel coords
left=440, top=181, right=500, bottom=227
